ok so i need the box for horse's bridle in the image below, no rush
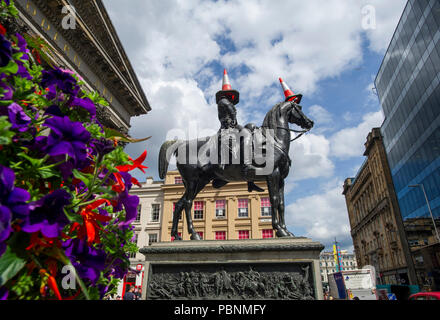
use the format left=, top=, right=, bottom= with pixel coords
left=276, top=126, right=311, bottom=142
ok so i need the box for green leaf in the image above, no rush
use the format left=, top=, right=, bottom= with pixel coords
left=0, top=246, right=26, bottom=286
left=63, top=208, right=83, bottom=224
left=0, top=60, right=18, bottom=74
left=104, top=126, right=151, bottom=143
left=17, top=152, right=46, bottom=167
left=38, top=167, right=56, bottom=179
left=0, top=116, right=14, bottom=145
left=72, top=169, right=91, bottom=186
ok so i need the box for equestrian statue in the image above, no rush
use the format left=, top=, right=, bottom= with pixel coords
left=158, top=70, right=314, bottom=240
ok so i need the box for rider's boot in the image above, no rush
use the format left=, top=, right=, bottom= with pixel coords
left=247, top=182, right=264, bottom=192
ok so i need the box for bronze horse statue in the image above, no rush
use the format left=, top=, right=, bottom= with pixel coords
left=158, top=99, right=314, bottom=240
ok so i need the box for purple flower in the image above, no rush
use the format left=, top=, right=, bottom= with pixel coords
left=0, top=206, right=11, bottom=256
left=62, top=239, right=107, bottom=285
left=16, top=62, right=32, bottom=80
left=0, top=165, right=30, bottom=220
left=0, top=165, right=30, bottom=256
left=91, top=138, right=114, bottom=157
left=108, top=258, right=128, bottom=279
left=114, top=172, right=139, bottom=228
left=0, top=34, right=12, bottom=68
left=43, top=116, right=91, bottom=177
left=22, top=189, right=71, bottom=238
left=0, top=286, right=8, bottom=300
left=69, top=97, right=96, bottom=117
left=15, top=34, right=30, bottom=60
left=41, top=67, right=80, bottom=96
left=5, top=103, right=31, bottom=131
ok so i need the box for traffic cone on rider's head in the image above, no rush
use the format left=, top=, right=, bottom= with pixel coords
left=279, top=77, right=302, bottom=103
left=216, top=69, right=239, bottom=105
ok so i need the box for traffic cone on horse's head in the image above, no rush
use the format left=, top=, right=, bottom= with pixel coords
left=279, top=77, right=302, bottom=103
left=216, top=69, right=239, bottom=105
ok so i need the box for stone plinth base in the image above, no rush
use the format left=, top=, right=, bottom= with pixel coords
left=139, top=237, right=324, bottom=300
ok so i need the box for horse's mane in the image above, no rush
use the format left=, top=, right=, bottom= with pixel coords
left=262, top=101, right=289, bottom=129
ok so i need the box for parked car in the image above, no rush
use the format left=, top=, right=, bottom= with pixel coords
left=409, top=292, right=440, bottom=300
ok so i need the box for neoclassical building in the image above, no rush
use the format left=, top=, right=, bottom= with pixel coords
left=13, top=0, right=150, bottom=132
left=343, top=128, right=415, bottom=286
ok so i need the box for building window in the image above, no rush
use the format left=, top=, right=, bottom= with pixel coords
left=215, top=231, right=226, bottom=240
left=174, top=176, right=183, bottom=184
left=238, top=230, right=250, bottom=240
left=171, top=232, right=182, bottom=241
left=197, top=231, right=204, bottom=239
left=135, top=205, right=141, bottom=222
left=151, top=204, right=160, bottom=222
left=148, top=233, right=158, bottom=245
left=260, top=197, right=271, bottom=216
left=216, top=200, right=226, bottom=218
left=262, top=229, right=273, bottom=239
left=194, top=201, right=204, bottom=219
left=238, top=199, right=249, bottom=217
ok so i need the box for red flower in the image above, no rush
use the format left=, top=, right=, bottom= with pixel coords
left=0, top=23, right=6, bottom=36
left=26, top=232, right=61, bottom=251
left=111, top=150, right=147, bottom=192
left=71, top=199, right=112, bottom=245
left=116, top=150, right=148, bottom=173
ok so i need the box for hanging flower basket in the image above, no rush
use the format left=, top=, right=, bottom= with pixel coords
left=0, top=0, right=148, bottom=300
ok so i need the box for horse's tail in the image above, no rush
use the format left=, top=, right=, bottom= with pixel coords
left=158, top=140, right=182, bottom=179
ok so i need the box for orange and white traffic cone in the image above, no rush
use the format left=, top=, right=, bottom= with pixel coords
left=222, top=69, right=232, bottom=91
left=279, top=77, right=302, bottom=103
left=216, top=68, right=240, bottom=105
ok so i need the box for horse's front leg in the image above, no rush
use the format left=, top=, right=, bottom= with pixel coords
left=267, top=169, right=289, bottom=237
left=278, top=179, right=294, bottom=237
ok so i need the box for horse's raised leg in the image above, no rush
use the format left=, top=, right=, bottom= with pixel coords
left=278, top=179, right=294, bottom=237
left=267, top=169, right=289, bottom=237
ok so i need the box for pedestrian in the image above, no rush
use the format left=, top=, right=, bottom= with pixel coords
left=123, top=286, right=136, bottom=300
left=134, top=287, right=142, bottom=300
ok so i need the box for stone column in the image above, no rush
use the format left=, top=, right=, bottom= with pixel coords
left=227, top=197, right=237, bottom=239
left=250, top=195, right=260, bottom=239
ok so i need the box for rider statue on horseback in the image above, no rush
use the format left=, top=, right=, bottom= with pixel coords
left=158, top=71, right=314, bottom=240
left=215, top=69, right=264, bottom=192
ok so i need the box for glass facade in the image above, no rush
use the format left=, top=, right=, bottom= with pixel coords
left=375, top=0, right=440, bottom=291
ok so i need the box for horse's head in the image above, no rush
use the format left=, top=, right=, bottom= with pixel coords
left=287, top=102, right=314, bottom=130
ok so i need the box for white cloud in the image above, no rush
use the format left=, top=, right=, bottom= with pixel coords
left=361, top=0, right=408, bottom=54
left=286, top=180, right=353, bottom=249
left=309, top=105, right=333, bottom=125
left=103, top=0, right=404, bottom=184
left=329, top=110, right=384, bottom=159
left=289, top=133, right=334, bottom=182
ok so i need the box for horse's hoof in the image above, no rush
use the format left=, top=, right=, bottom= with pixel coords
left=287, top=230, right=295, bottom=237
left=172, top=234, right=182, bottom=241
left=276, top=229, right=289, bottom=237
left=191, top=233, right=201, bottom=240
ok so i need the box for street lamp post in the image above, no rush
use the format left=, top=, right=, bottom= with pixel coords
left=409, top=183, right=440, bottom=244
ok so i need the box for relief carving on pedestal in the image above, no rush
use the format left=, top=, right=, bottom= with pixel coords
left=148, top=264, right=315, bottom=300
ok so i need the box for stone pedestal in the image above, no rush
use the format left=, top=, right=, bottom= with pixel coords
left=139, top=237, right=324, bottom=300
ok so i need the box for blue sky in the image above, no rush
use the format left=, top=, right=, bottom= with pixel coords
left=104, top=0, right=407, bottom=251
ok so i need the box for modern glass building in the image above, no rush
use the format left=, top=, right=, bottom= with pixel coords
left=375, top=0, right=440, bottom=291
